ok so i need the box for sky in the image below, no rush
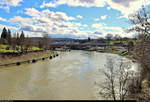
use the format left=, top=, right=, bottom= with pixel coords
left=0, top=0, right=150, bottom=39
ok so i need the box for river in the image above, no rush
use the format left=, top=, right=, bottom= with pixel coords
left=0, top=50, right=138, bottom=100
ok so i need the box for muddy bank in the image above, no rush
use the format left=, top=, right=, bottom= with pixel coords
left=0, top=50, right=54, bottom=65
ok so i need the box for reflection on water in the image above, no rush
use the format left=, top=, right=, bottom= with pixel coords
left=0, top=50, right=137, bottom=100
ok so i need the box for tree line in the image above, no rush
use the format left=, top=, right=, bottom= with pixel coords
left=0, top=27, right=51, bottom=53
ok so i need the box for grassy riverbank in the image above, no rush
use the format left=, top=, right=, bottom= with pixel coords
left=103, top=49, right=133, bottom=56
left=0, top=50, right=53, bottom=65
left=0, top=43, right=55, bottom=65
left=103, top=49, right=138, bottom=63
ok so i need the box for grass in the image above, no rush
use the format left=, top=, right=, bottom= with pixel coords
left=104, top=49, right=133, bottom=56
left=0, top=44, right=9, bottom=49
left=29, top=46, right=41, bottom=51
left=0, top=45, right=14, bottom=53
left=0, top=44, right=41, bottom=53
left=0, top=44, right=52, bottom=65
left=104, top=49, right=122, bottom=54
left=108, top=40, right=140, bottom=45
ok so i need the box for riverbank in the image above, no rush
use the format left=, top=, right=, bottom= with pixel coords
left=0, top=50, right=54, bottom=65
left=103, top=50, right=150, bottom=101
left=102, top=49, right=132, bottom=56
left=101, top=49, right=137, bottom=62
left=69, top=48, right=135, bottom=61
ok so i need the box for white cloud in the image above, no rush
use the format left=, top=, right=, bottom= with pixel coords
left=94, top=15, right=107, bottom=21
left=92, top=23, right=106, bottom=29
left=0, top=0, right=23, bottom=11
left=25, top=8, right=75, bottom=21
left=77, top=15, right=83, bottom=19
left=107, top=7, right=111, bottom=10
left=25, top=8, right=40, bottom=17
left=40, top=0, right=106, bottom=8
left=0, top=24, right=19, bottom=31
left=8, top=8, right=89, bottom=38
left=92, top=23, right=134, bottom=38
left=106, top=0, right=150, bottom=18
left=101, top=15, right=107, bottom=20
left=0, top=17, right=6, bottom=22
left=40, top=0, right=150, bottom=18
left=92, top=23, right=123, bottom=32
left=9, top=16, right=34, bottom=26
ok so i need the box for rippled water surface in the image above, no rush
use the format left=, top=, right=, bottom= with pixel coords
left=0, top=50, right=137, bottom=100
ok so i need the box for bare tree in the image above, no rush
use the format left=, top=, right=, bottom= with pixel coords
left=11, top=33, right=17, bottom=52
left=114, top=34, right=121, bottom=41
left=42, top=33, right=51, bottom=50
left=98, top=37, right=105, bottom=43
left=128, top=7, right=150, bottom=101
left=106, top=34, right=113, bottom=42
left=127, top=41, right=134, bottom=52
left=38, top=41, right=43, bottom=49
left=105, top=34, right=113, bottom=49
left=129, top=6, right=150, bottom=81
left=24, top=35, right=32, bottom=52
left=96, top=56, right=136, bottom=100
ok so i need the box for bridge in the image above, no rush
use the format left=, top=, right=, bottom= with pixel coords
left=50, top=42, right=124, bottom=49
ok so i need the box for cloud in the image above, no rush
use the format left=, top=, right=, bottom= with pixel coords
left=40, top=0, right=150, bottom=18
left=40, top=0, right=106, bottom=8
left=92, top=23, right=106, bottom=29
left=8, top=8, right=89, bottom=38
left=92, top=23, right=134, bottom=38
left=25, top=8, right=40, bottom=17
left=94, top=15, right=107, bottom=21
left=0, top=17, right=6, bottom=22
left=0, top=0, right=23, bottom=11
left=25, top=8, right=75, bottom=21
left=101, top=15, right=107, bottom=20
left=92, top=23, right=123, bottom=32
left=0, top=24, right=19, bottom=31
left=9, top=16, right=34, bottom=26
left=106, top=0, right=150, bottom=18
left=107, top=7, right=111, bottom=10
left=77, top=15, right=83, bottom=19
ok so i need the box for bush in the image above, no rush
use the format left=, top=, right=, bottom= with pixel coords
left=6, top=47, right=10, bottom=50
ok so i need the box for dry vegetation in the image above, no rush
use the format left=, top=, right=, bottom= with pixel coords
left=96, top=56, right=139, bottom=100
left=128, top=7, right=150, bottom=101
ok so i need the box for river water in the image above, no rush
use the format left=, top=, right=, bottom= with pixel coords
left=0, top=50, right=138, bottom=100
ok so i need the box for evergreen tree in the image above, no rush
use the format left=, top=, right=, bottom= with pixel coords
left=20, top=31, right=25, bottom=52
left=16, top=33, right=20, bottom=45
left=16, top=33, right=20, bottom=51
left=1, top=27, right=8, bottom=44
left=88, top=37, right=91, bottom=42
left=20, top=31, right=25, bottom=42
left=1, top=27, right=8, bottom=39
